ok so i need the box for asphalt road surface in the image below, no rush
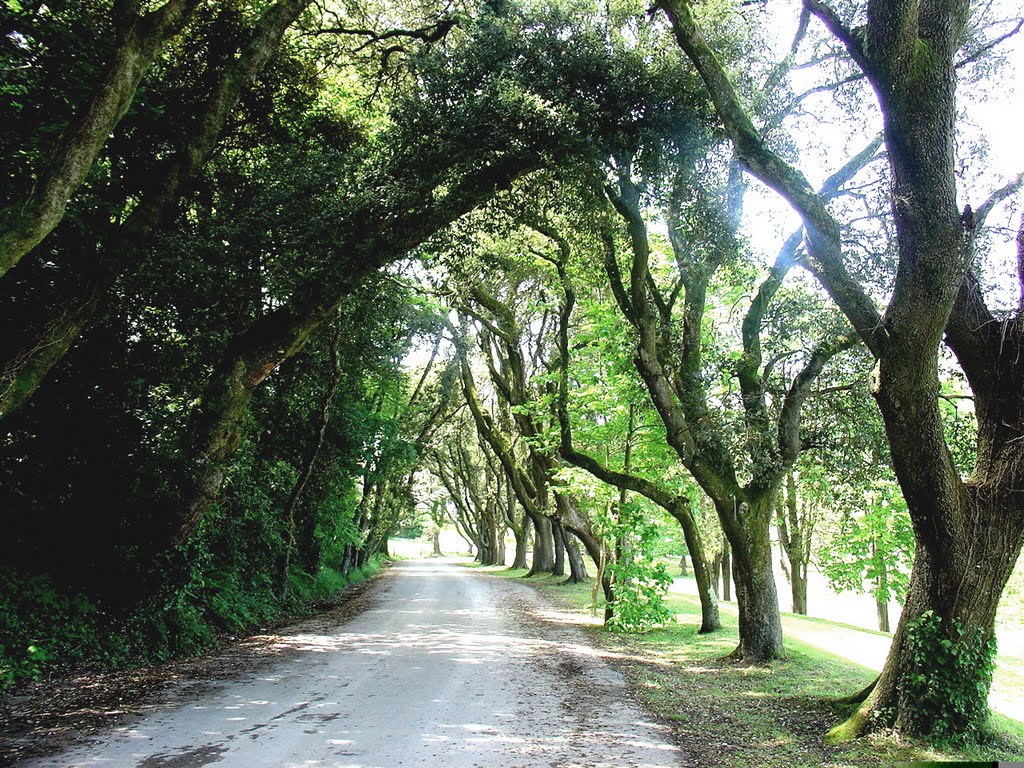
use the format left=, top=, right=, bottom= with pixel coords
left=20, top=560, right=683, bottom=767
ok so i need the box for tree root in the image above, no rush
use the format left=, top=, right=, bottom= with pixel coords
left=826, top=699, right=875, bottom=744
left=826, top=676, right=880, bottom=743
left=834, top=676, right=878, bottom=705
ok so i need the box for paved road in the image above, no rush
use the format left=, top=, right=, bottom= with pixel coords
left=22, top=561, right=682, bottom=767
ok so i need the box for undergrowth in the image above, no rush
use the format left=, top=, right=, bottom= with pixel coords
left=0, top=557, right=381, bottom=693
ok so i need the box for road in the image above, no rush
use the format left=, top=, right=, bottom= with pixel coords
left=20, top=560, right=682, bottom=768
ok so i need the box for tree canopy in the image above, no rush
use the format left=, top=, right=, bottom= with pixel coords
left=1, top=0, right=1022, bottom=747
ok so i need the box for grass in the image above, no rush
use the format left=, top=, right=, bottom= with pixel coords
left=470, top=563, right=1024, bottom=767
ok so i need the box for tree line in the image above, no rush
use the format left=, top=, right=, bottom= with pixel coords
left=1, top=0, right=1022, bottom=746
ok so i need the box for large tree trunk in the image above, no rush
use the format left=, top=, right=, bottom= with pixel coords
left=603, top=172, right=784, bottom=660
left=510, top=509, right=529, bottom=569
left=833, top=525, right=1018, bottom=740
left=563, top=532, right=588, bottom=584
left=721, top=497, right=782, bottom=662
left=551, top=521, right=566, bottom=577
left=527, top=514, right=555, bottom=576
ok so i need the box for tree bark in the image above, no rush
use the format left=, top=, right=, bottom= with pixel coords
left=721, top=498, right=782, bottom=661
left=562, top=530, right=589, bottom=584
left=512, top=511, right=530, bottom=569
left=0, top=0, right=202, bottom=277
left=528, top=514, right=556, bottom=576
left=552, top=520, right=566, bottom=577
left=875, top=595, right=890, bottom=634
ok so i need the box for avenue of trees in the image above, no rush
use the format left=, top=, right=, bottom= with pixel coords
left=1, top=0, right=1022, bottom=747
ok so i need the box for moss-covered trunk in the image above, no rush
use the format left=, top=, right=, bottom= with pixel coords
left=720, top=495, right=783, bottom=662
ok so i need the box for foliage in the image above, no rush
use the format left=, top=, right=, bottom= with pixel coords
left=0, top=551, right=385, bottom=692
left=900, top=610, right=998, bottom=742
left=0, top=570, right=118, bottom=691
left=597, top=499, right=675, bottom=633
left=816, top=475, right=915, bottom=606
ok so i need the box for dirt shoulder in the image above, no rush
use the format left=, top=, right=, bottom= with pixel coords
left=0, top=572, right=385, bottom=767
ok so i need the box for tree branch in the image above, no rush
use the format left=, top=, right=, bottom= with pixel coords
left=657, top=0, right=887, bottom=356
left=778, top=333, right=858, bottom=465
left=802, top=0, right=872, bottom=76
left=0, top=0, right=202, bottom=278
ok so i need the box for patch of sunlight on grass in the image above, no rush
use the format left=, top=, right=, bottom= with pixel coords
left=470, top=563, right=1024, bottom=766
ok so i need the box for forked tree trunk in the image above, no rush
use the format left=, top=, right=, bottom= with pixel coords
left=527, top=514, right=555, bottom=576
left=778, top=471, right=809, bottom=614
left=657, top=0, right=1024, bottom=736
left=552, top=521, right=566, bottom=577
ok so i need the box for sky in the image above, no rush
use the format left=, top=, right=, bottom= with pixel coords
left=742, top=0, right=1024, bottom=272
left=403, top=4, right=1024, bottom=369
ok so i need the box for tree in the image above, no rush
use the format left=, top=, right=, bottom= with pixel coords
left=776, top=470, right=815, bottom=615
left=0, top=0, right=317, bottom=420
left=598, top=143, right=867, bottom=661
left=817, top=470, right=915, bottom=633
left=658, top=0, right=1024, bottom=738
left=431, top=423, right=508, bottom=567
left=544, top=216, right=721, bottom=631
left=0, top=0, right=202, bottom=277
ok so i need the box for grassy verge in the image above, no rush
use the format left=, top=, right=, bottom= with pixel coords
left=470, top=564, right=1024, bottom=767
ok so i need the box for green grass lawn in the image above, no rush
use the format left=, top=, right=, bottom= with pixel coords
left=471, top=564, right=1024, bottom=767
